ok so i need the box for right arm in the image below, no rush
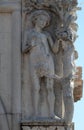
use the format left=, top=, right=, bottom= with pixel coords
left=22, top=31, right=30, bottom=53
left=22, top=31, right=34, bottom=53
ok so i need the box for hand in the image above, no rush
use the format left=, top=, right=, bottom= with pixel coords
left=22, top=43, right=32, bottom=53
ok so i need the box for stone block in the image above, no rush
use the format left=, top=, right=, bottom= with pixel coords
left=0, top=114, right=11, bottom=130
left=21, top=121, right=74, bottom=130
left=73, top=66, right=83, bottom=102
left=74, top=79, right=83, bottom=102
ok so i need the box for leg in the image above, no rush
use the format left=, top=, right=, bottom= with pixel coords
left=31, top=71, right=40, bottom=117
left=63, top=81, right=74, bottom=123
left=46, top=78, right=59, bottom=118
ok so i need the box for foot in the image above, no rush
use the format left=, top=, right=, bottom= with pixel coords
left=50, top=114, right=61, bottom=120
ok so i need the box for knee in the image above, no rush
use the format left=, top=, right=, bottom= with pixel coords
left=64, top=94, right=74, bottom=106
left=64, top=93, right=73, bottom=100
left=47, top=87, right=53, bottom=93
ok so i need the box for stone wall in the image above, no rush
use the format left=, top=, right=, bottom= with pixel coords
left=0, top=1, right=21, bottom=130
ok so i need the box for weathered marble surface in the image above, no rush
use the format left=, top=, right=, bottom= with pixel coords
left=22, top=0, right=79, bottom=124
left=0, top=0, right=83, bottom=130
left=0, top=0, right=21, bottom=130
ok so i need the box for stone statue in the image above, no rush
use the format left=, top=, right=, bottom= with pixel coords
left=22, top=10, right=61, bottom=119
left=0, top=0, right=83, bottom=130
left=22, top=0, right=81, bottom=125
left=55, top=26, right=76, bottom=123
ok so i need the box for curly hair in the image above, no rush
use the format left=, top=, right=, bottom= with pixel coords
left=30, top=10, right=50, bottom=27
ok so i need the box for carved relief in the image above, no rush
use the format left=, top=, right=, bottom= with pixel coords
left=22, top=0, right=80, bottom=123
left=22, top=9, right=62, bottom=119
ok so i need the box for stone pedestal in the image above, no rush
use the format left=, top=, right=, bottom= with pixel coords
left=21, top=121, right=74, bottom=130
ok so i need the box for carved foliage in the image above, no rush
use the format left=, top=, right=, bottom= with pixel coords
left=23, top=0, right=79, bottom=44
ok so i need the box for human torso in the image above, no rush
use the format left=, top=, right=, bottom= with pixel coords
left=28, top=30, right=54, bottom=76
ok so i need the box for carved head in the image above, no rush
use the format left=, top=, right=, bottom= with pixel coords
left=31, top=10, right=50, bottom=28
